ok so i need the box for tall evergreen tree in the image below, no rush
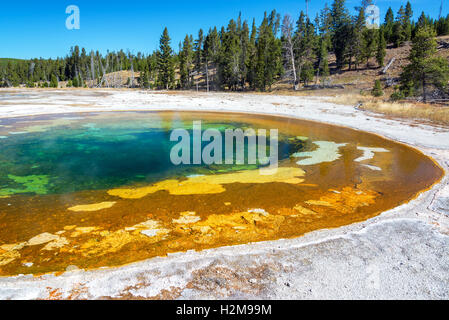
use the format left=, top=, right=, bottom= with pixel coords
left=393, top=4, right=412, bottom=47
left=194, top=29, right=204, bottom=74
left=50, top=74, right=58, bottom=88
left=330, top=0, right=351, bottom=69
left=179, top=35, right=194, bottom=89
left=399, top=26, right=449, bottom=102
left=416, top=12, right=431, bottom=30
left=316, top=3, right=332, bottom=81
left=157, top=28, right=175, bottom=90
left=239, top=21, right=250, bottom=90
left=376, top=28, right=387, bottom=67
left=204, top=27, right=220, bottom=91
left=319, top=3, right=333, bottom=49
left=363, top=27, right=378, bottom=67
left=350, top=7, right=366, bottom=70
left=247, top=19, right=258, bottom=90
left=299, top=17, right=317, bottom=85
left=404, top=1, right=413, bottom=41
left=255, top=11, right=282, bottom=91
left=139, top=65, right=150, bottom=89
left=384, top=7, right=395, bottom=44
left=436, top=14, right=449, bottom=35
left=266, top=11, right=283, bottom=89
left=218, top=19, right=242, bottom=90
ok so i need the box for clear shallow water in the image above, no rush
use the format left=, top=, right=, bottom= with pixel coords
left=0, top=111, right=443, bottom=276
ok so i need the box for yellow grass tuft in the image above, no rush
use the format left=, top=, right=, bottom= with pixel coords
left=330, top=94, right=449, bottom=126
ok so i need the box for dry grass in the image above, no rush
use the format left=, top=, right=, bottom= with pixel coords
left=331, top=93, right=449, bottom=126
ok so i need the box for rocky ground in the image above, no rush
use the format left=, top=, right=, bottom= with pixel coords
left=0, top=88, right=447, bottom=300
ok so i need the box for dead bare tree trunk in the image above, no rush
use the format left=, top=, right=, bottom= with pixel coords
left=282, top=15, right=298, bottom=90
left=2, top=76, right=11, bottom=88
left=381, top=58, right=395, bottom=74
left=205, top=60, right=210, bottom=92
left=129, top=53, right=135, bottom=88
left=118, top=56, right=122, bottom=88
left=315, top=59, right=320, bottom=85
left=90, top=51, right=95, bottom=88
left=422, top=76, right=427, bottom=103
left=99, top=56, right=110, bottom=88
left=96, top=63, right=102, bottom=88
left=112, top=64, right=116, bottom=88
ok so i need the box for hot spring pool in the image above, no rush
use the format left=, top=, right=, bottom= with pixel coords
left=0, top=111, right=443, bottom=276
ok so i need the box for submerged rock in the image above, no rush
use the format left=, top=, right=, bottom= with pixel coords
left=27, top=233, right=60, bottom=246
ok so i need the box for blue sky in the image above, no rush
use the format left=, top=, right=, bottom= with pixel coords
left=0, top=0, right=445, bottom=59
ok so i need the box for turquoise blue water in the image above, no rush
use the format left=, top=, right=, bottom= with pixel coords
left=0, top=113, right=304, bottom=196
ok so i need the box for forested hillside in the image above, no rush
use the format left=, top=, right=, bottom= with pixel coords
left=0, top=58, right=25, bottom=68
left=1, top=0, right=449, bottom=103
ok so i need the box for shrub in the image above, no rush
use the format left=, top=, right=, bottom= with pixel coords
left=390, top=86, right=405, bottom=101
left=372, top=80, right=384, bottom=97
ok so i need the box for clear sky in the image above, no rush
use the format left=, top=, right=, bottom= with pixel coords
left=0, top=0, right=445, bottom=59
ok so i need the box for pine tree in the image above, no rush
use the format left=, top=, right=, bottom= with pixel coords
left=372, top=79, right=384, bottom=96
left=316, top=4, right=332, bottom=83
left=330, top=0, right=351, bottom=69
left=317, top=37, right=330, bottom=82
left=179, top=35, right=194, bottom=89
left=194, top=29, right=204, bottom=75
left=254, top=11, right=282, bottom=91
left=239, top=21, right=250, bottom=90
left=404, top=1, right=413, bottom=41
left=436, top=14, right=449, bottom=36
left=384, top=7, right=395, bottom=44
left=295, top=11, right=317, bottom=83
left=247, top=19, right=258, bottom=90
left=376, top=28, right=387, bottom=67
left=399, top=26, right=449, bottom=102
left=267, top=10, right=283, bottom=89
left=72, top=76, right=79, bottom=88
left=351, top=7, right=366, bottom=70
left=218, top=19, right=242, bottom=90
left=417, top=12, right=429, bottom=30
left=363, top=27, right=378, bottom=68
left=319, top=3, right=333, bottom=49
left=157, top=28, right=175, bottom=90
left=255, top=13, right=271, bottom=91
left=139, top=65, right=150, bottom=89
left=50, top=74, right=58, bottom=88
left=204, top=27, right=220, bottom=91
left=299, top=17, right=317, bottom=85
left=143, top=71, right=150, bottom=88
left=393, top=4, right=412, bottom=47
